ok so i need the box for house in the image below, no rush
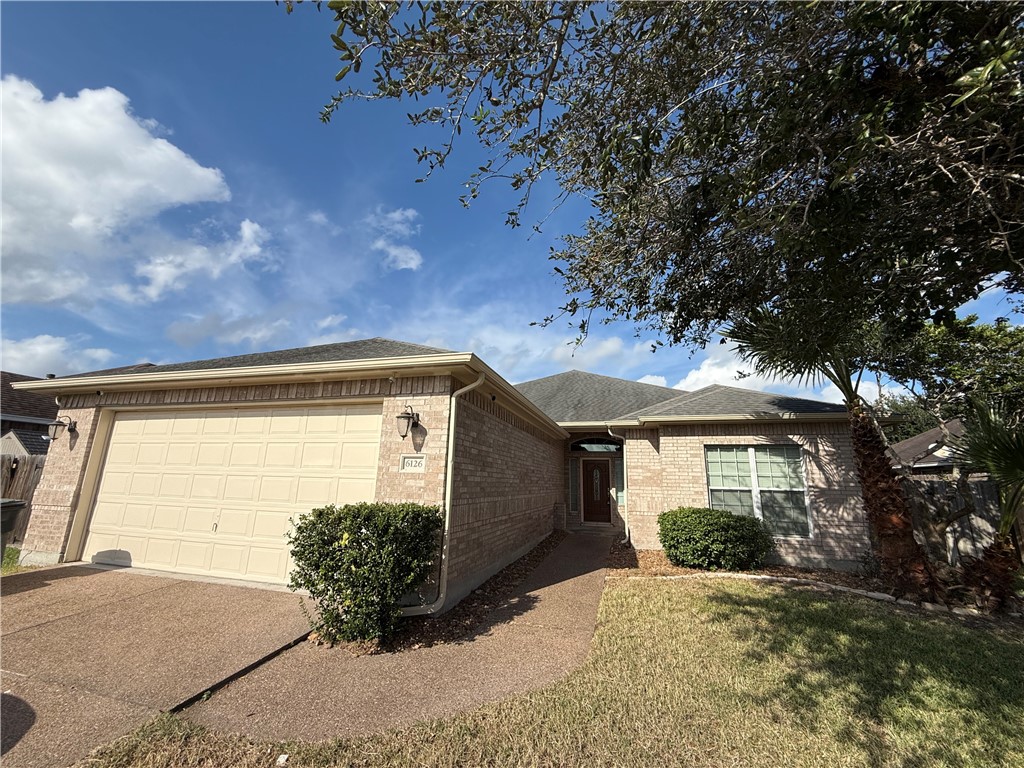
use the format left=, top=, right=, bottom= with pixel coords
left=0, top=429, right=51, bottom=456
left=13, top=337, right=871, bottom=612
left=516, top=371, right=869, bottom=570
left=891, top=419, right=964, bottom=475
left=1, top=371, right=59, bottom=435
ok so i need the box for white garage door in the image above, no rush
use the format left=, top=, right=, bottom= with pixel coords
left=82, top=405, right=382, bottom=583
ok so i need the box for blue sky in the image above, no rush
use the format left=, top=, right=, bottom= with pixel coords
left=1, top=2, right=1016, bottom=401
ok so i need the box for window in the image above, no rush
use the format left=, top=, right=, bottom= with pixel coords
left=705, top=445, right=810, bottom=537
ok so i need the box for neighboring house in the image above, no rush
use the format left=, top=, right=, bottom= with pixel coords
left=14, top=337, right=871, bottom=612
left=0, top=429, right=51, bottom=456
left=1, top=371, right=59, bottom=435
left=891, top=419, right=964, bottom=474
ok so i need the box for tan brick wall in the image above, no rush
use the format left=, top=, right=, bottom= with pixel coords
left=20, top=375, right=454, bottom=565
left=20, top=405, right=101, bottom=565
left=445, top=388, right=564, bottom=606
left=625, top=421, right=870, bottom=570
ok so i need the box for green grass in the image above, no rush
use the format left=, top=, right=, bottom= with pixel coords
left=81, top=579, right=1024, bottom=768
left=1, top=546, right=31, bottom=575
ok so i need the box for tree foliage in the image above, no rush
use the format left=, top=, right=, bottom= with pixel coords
left=877, top=316, right=1024, bottom=426
left=311, top=1, right=1023, bottom=344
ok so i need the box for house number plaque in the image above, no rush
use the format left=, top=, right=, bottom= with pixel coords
left=400, top=454, right=426, bottom=473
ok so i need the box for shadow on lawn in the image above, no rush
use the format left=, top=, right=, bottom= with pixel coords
left=703, top=584, right=1024, bottom=768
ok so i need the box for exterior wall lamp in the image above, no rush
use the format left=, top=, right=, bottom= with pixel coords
left=47, top=415, right=77, bottom=441
left=396, top=405, right=420, bottom=440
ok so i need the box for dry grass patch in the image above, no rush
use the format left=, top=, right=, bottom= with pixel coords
left=81, top=579, right=1024, bottom=768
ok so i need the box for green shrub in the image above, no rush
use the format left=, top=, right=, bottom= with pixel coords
left=288, top=502, right=443, bottom=643
left=658, top=507, right=775, bottom=570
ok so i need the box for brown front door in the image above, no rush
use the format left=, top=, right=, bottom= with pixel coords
left=581, top=459, right=612, bottom=523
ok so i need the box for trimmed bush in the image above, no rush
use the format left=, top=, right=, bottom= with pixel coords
left=658, top=507, right=775, bottom=570
left=288, top=502, right=443, bottom=643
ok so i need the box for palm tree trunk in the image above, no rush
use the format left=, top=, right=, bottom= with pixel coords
left=847, top=402, right=940, bottom=601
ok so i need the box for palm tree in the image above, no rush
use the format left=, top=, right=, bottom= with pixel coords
left=725, top=307, right=939, bottom=600
left=949, top=398, right=1023, bottom=611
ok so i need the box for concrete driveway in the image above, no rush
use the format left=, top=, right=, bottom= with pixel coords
left=1, top=565, right=308, bottom=768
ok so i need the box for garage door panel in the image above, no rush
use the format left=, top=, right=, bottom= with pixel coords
left=217, top=508, right=252, bottom=536
left=83, top=404, right=382, bottom=583
left=264, top=442, right=299, bottom=468
left=183, top=506, right=216, bottom=533
left=197, top=442, right=229, bottom=466
left=129, top=473, right=159, bottom=497
left=122, top=503, right=154, bottom=529
left=152, top=505, right=184, bottom=531
left=228, top=443, right=262, bottom=467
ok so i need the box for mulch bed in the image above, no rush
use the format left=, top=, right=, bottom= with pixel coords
left=327, top=530, right=569, bottom=655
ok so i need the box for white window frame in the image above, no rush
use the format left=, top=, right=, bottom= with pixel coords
left=705, top=445, right=814, bottom=539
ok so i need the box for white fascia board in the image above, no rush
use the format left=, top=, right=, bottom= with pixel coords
left=10, top=353, right=478, bottom=393
left=462, top=355, right=569, bottom=440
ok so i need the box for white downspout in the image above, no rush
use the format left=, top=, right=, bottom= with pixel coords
left=607, top=424, right=630, bottom=544
left=403, top=370, right=486, bottom=616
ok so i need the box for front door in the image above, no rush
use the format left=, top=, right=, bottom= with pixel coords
left=581, top=459, right=612, bottom=523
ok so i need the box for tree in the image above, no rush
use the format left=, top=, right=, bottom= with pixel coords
left=309, top=1, right=1024, bottom=344
left=949, top=398, right=1024, bottom=611
left=875, top=393, right=940, bottom=445
left=724, top=307, right=938, bottom=600
left=878, top=317, right=1024, bottom=427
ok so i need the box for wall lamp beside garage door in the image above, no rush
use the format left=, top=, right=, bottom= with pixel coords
left=396, top=405, right=420, bottom=440
left=47, top=415, right=77, bottom=441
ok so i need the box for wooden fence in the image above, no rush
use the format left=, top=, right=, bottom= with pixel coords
left=1, top=454, right=47, bottom=545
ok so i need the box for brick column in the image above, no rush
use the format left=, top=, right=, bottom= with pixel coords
left=20, top=404, right=101, bottom=566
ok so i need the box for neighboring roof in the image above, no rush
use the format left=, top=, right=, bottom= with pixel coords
left=1, top=371, right=59, bottom=422
left=514, top=370, right=685, bottom=423
left=891, top=419, right=964, bottom=468
left=61, top=338, right=453, bottom=379
left=1, top=429, right=50, bottom=455
left=621, top=384, right=848, bottom=420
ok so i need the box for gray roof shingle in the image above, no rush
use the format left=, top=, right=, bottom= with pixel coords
left=621, top=384, right=848, bottom=419
left=514, top=370, right=685, bottom=423
left=2, top=428, right=50, bottom=455
left=63, top=338, right=454, bottom=379
left=1, top=371, right=60, bottom=421
left=891, top=419, right=963, bottom=467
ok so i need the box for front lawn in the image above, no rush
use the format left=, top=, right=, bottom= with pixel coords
left=82, top=579, right=1024, bottom=768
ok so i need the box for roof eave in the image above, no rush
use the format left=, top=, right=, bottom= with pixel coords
left=11, top=352, right=569, bottom=441
left=637, top=412, right=850, bottom=425
left=10, top=353, right=478, bottom=393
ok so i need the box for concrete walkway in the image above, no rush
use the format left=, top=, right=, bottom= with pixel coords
left=1, top=566, right=308, bottom=768
left=187, top=530, right=614, bottom=741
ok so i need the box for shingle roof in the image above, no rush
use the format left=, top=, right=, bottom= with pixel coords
left=2, top=429, right=50, bottom=455
left=620, top=384, right=848, bottom=419
left=514, top=370, right=685, bottom=423
left=1, top=371, right=59, bottom=421
left=64, top=338, right=454, bottom=379
left=891, top=419, right=963, bottom=468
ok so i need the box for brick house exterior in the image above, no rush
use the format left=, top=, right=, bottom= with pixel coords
left=14, top=338, right=872, bottom=613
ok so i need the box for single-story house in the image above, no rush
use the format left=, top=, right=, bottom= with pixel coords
left=1, top=370, right=59, bottom=435
left=14, top=337, right=870, bottom=612
left=891, top=419, right=965, bottom=475
left=1, top=429, right=51, bottom=456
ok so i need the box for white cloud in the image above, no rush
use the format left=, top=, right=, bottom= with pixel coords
left=371, top=238, right=423, bottom=271
left=307, top=210, right=329, bottom=226
left=637, top=374, right=668, bottom=387
left=1, top=334, right=116, bottom=378
left=366, top=206, right=419, bottom=238
left=166, top=313, right=291, bottom=348
left=124, top=219, right=270, bottom=302
left=1, top=75, right=230, bottom=305
left=315, top=313, right=347, bottom=330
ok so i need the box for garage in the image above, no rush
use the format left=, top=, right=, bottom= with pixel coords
left=81, top=404, right=382, bottom=583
